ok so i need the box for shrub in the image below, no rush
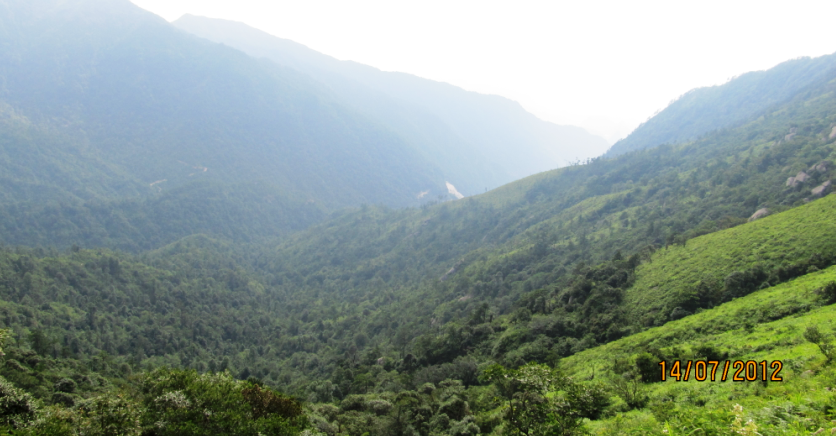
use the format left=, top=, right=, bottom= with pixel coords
left=140, top=368, right=308, bottom=436
left=0, top=375, right=38, bottom=429
left=804, top=326, right=835, bottom=363
left=820, top=281, right=836, bottom=305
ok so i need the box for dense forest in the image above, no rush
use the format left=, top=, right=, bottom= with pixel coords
left=0, top=0, right=836, bottom=434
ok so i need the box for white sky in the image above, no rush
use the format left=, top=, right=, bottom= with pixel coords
left=130, top=0, right=836, bottom=144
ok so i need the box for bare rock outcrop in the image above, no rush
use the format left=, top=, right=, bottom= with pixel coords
left=748, top=208, right=770, bottom=222
left=786, top=171, right=809, bottom=187
left=811, top=180, right=832, bottom=197
left=810, top=161, right=829, bottom=173
left=439, top=259, right=464, bottom=281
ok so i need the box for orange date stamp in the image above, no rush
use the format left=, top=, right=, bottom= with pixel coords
left=658, top=360, right=783, bottom=382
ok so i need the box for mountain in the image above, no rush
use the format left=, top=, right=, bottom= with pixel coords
left=1, top=81, right=835, bottom=431
left=2, top=2, right=836, bottom=434
left=241, top=71, right=836, bottom=374
left=607, top=52, right=836, bottom=156
left=172, top=15, right=611, bottom=193
left=0, top=0, right=453, bottom=212
left=12, top=48, right=822, bottom=396
left=0, top=0, right=611, bottom=251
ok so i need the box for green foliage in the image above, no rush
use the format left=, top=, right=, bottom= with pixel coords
left=563, top=268, right=836, bottom=434
left=483, top=363, right=608, bottom=435
left=0, top=181, right=326, bottom=251
left=803, top=325, right=836, bottom=363
left=213, top=71, right=836, bottom=394
left=819, top=281, right=836, bottom=304
left=633, top=352, right=660, bottom=383
left=75, top=394, right=142, bottom=436
left=627, top=193, right=836, bottom=326
left=300, top=379, right=481, bottom=436
left=608, top=375, right=647, bottom=410
left=140, top=368, right=307, bottom=435
left=10, top=368, right=307, bottom=436
left=0, top=375, right=37, bottom=430
left=0, top=95, right=834, bottom=412
left=0, top=330, right=10, bottom=357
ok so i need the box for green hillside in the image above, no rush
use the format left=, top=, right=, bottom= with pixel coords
left=607, top=52, right=836, bottom=156
left=560, top=266, right=836, bottom=435
left=626, top=193, right=836, bottom=326
left=0, top=104, right=144, bottom=204
left=0, top=180, right=324, bottom=251
left=232, top=74, right=836, bottom=379
left=562, top=265, right=836, bottom=377
left=1, top=1, right=836, bottom=434
left=0, top=196, right=833, bottom=434
left=3, top=0, right=835, bottom=256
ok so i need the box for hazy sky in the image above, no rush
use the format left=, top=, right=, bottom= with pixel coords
left=131, top=0, right=836, bottom=143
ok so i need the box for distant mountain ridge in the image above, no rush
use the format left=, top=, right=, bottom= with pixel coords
left=607, top=52, right=836, bottom=156
left=0, top=0, right=612, bottom=251
left=0, top=0, right=478, bottom=249
left=172, top=15, right=610, bottom=192
left=0, top=0, right=464, bottom=203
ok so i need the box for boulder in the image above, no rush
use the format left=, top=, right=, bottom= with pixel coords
left=811, top=180, right=832, bottom=197
left=810, top=161, right=829, bottom=173
left=748, top=208, right=770, bottom=222
left=787, top=171, right=809, bottom=187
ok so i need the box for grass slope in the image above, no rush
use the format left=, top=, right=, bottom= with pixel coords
left=626, top=194, right=836, bottom=325
left=560, top=265, right=836, bottom=434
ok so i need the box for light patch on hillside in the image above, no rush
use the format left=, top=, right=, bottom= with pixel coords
left=150, top=179, right=167, bottom=192
left=417, top=190, right=429, bottom=199
left=446, top=182, right=464, bottom=199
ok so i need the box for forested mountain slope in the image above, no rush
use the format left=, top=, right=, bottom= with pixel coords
left=0, top=187, right=834, bottom=434
left=84, top=64, right=833, bottom=395
left=173, top=14, right=610, bottom=192
left=0, top=180, right=325, bottom=251
left=0, top=102, right=144, bottom=204
left=2, top=3, right=836, bottom=433
left=607, top=52, right=836, bottom=156
left=1, top=25, right=834, bottom=393
left=0, top=0, right=452, bottom=221
left=254, top=70, right=836, bottom=341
